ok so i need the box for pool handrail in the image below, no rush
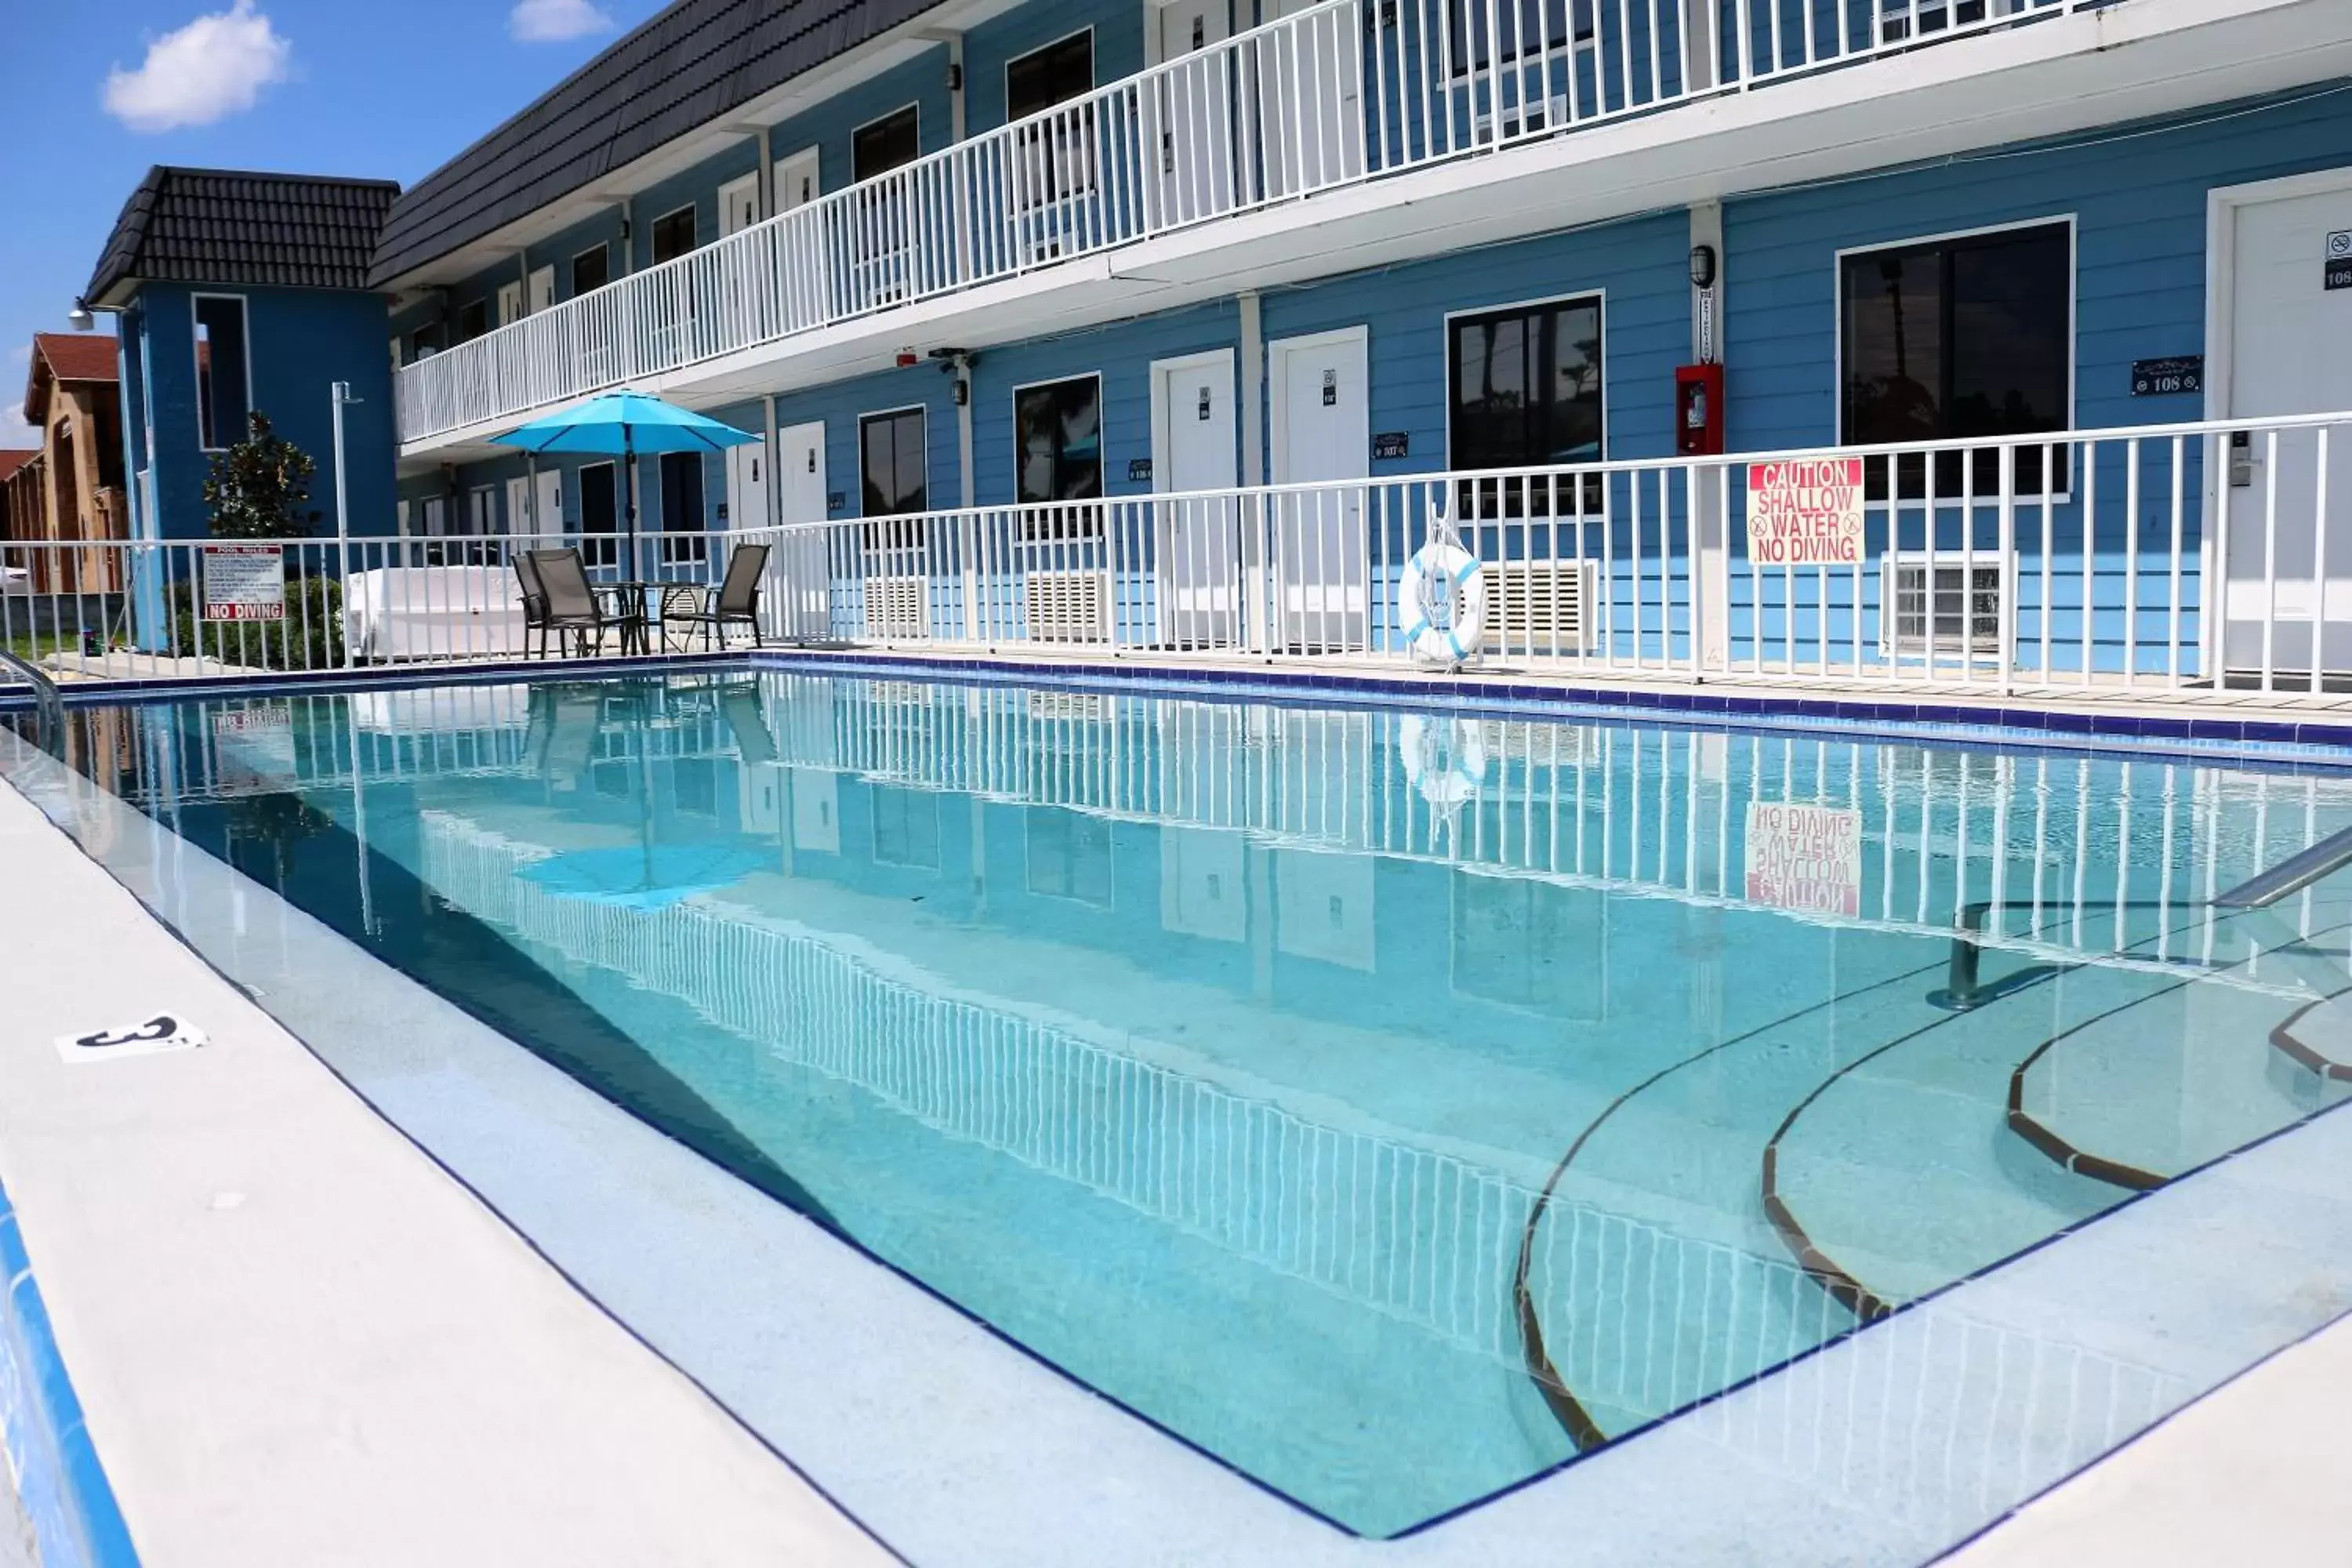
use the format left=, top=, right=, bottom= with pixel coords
left=0, top=648, right=64, bottom=749
left=2211, top=828, right=2352, bottom=910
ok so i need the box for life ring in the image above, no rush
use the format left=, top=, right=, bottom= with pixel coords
left=1399, top=713, right=1489, bottom=810
left=1396, top=541, right=1486, bottom=666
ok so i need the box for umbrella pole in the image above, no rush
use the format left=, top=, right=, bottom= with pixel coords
left=625, top=428, right=640, bottom=585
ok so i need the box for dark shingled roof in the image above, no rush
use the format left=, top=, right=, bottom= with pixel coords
left=368, top=0, right=949, bottom=289
left=85, top=168, right=401, bottom=308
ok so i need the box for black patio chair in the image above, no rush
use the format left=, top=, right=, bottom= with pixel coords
left=661, top=542, right=771, bottom=651
left=511, top=552, right=552, bottom=659
left=528, top=547, right=637, bottom=656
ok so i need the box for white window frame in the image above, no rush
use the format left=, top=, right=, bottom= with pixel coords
left=851, top=104, right=923, bottom=183
left=858, top=403, right=931, bottom=520
left=1831, top=212, right=2078, bottom=503
left=648, top=202, right=700, bottom=267
left=191, top=292, right=255, bottom=453
left=1005, top=28, right=1099, bottom=213
left=572, top=241, right=612, bottom=299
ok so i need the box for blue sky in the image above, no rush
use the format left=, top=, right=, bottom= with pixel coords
left=1, top=0, right=662, bottom=445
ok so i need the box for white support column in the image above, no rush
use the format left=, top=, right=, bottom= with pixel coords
left=763, top=394, right=782, bottom=531
left=1690, top=201, right=1729, bottom=675
left=1240, top=290, right=1268, bottom=652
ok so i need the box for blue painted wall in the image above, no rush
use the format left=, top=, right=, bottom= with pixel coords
left=125, top=281, right=397, bottom=543
left=767, top=50, right=956, bottom=195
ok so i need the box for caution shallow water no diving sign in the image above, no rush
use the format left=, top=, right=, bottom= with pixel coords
left=1746, top=458, right=1865, bottom=567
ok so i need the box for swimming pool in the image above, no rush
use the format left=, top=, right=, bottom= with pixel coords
left=24, top=668, right=2352, bottom=1540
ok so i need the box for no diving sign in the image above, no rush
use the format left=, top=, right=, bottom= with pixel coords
left=2328, top=229, right=2351, bottom=292
left=1747, top=459, right=1865, bottom=567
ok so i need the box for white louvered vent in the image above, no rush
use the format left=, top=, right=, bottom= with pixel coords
left=1483, top=560, right=1595, bottom=655
left=864, top=575, right=927, bottom=640
left=1027, top=690, right=1109, bottom=723
left=1025, top=570, right=1110, bottom=644
left=1881, top=556, right=2006, bottom=660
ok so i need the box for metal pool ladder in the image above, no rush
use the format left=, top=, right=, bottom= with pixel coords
left=0, top=647, right=64, bottom=749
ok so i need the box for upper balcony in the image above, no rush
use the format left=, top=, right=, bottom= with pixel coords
left=393, top=0, right=2345, bottom=452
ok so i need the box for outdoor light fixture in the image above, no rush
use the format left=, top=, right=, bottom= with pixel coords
left=1688, top=245, right=1717, bottom=290
left=67, top=300, right=94, bottom=330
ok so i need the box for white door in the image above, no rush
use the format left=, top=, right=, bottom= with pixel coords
left=1152, top=0, right=1236, bottom=227
left=1259, top=0, right=1363, bottom=201
left=536, top=468, right=564, bottom=538
left=719, top=172, right=762, bottom=237
left=2222, top=173, right=2352, bottom=677
left=725, top=438, right=768, bottom=530
left=777, top=420, right=830, bottom=638
left=776, top=148, right=821, bottom=212
left=1154, top=350, right=1240, bottom=646
left=505, top=476, right=532, bottom=541
left=528, top=266, right=556, bottom=315
left=1269, top=328, right=1370, bottom=650
left=496, top=280, right=524, bottom=327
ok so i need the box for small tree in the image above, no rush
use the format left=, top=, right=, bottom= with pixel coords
left=205, top=412, right=323, bottom=539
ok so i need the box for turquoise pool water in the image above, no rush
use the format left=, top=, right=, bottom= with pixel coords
left=39, top=671, right=2352, bottom=1537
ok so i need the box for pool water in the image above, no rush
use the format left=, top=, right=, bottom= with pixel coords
left=41, top=671, right=2352, bottom=1537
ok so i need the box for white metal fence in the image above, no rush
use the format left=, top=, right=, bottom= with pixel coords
left=5, top=411, right=2347, bottom=702
left=394, top=0, right=2111, bottom=441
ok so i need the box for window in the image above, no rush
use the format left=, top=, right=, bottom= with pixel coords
left=651, top=205, right=699, bottom=265
left=1446, top=0, right=1595, bottom=77
left=861, top=408, right=928, bottom=517
left=659, top=452, right=708, bottom=563
left=1026, top=808, right=1113, bottom=906
left=852, top=107, right=920, bottom=181
left=409, top=321, right=446, bottom=360
left=1007, top=34, right=1096, bottom=214
left=572, top=243, right=611, bottom=297
left=1007, top=32, right=1094, bottom=120
left=579, top=462, right=619, bottom=568
left=193, top=296, right=249, bottom=451
left=1014, top=376, right=1102, bottom=539
left=871, top=786, right=941, bottom=868
left=1840, top=220, right=2071, bottom=496
left=457, top=299, right=490, bottom=343
left=1448, top=294, right=1605, bottom=517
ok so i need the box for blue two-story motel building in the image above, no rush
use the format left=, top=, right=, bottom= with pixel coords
left=81, top=0, right=2352, bottom=677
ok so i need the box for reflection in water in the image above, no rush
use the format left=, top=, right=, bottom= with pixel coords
left=40, top=672, right=2352, bottom=1540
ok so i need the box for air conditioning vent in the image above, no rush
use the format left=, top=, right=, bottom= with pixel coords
left=1483, top=560, right=1595, bottom=655
left=1025, top=569, right=1110, bottom=643
left=864, top=575, right=927, bottom=640
left=1881, top=555, right=2006, bottom=660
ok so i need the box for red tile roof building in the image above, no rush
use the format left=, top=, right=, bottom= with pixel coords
left=3, top=335, right=127, bottom=593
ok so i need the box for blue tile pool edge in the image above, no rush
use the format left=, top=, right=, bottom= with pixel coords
left=8, top=645, right=2352, bottom=769
left=0, top=1183, right=140, bottom=1568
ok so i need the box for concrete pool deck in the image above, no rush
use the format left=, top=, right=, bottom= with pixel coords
left=0, top=775, right=888, bottom=1567
left=7, top=692, right=2352, bottom=1564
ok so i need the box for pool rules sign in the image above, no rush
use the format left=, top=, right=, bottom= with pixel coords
left=1746, top=458, right=1865, bottom=566
left=201, top=544, right=287, bottom=622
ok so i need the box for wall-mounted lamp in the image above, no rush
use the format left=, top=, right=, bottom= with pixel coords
left=946, top=63, right=964, bottom=91
left=1688, top=245, right=1717, bottom=291
left=67, top=300, right=94, bottom=331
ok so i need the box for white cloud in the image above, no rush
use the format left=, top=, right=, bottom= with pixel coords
left=1, top=347, right=34, bottom=452
left=103, top=1, right=292, bottom=133
left=510, top=0, right=614, bottom=42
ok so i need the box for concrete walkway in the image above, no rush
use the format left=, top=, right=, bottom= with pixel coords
left=0, top=777, right=890, bottom=1567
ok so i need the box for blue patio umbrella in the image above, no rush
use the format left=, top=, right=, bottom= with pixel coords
left=492, top=390, right=759, bottom=569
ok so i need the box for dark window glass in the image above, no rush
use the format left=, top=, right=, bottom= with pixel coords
left=659, top=452, right=708, bottom=563
left=1841, top=222, right=2071, bottom=496
left=194, top=296, right=249, bottom=451
left=651, top=206, right=698, bottom=265
left=1448, top=295, right=1604, bottom=517
left=853, top=107, right=921, bottom=181
left=1446, top=0, right=1595, bottom=78
left=579, top=463, right=619, bottom=568
left=861, top=408, right=928, bottom=517
left=409, top=321, right=445, bottom=360
left=1014, top=376, right=1102, bottom=507
left=457, top=299, right=489, bottom=342
left=572, top=244, right=610, bottom=296
left=1007, top=32, right=1094, bottom=120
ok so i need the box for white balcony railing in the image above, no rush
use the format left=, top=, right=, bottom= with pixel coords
left=394, top=0, right=2110, bottom=442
